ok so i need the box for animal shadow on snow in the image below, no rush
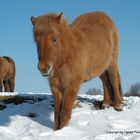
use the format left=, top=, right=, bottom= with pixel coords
left=0, top=94, right=54, bottom=129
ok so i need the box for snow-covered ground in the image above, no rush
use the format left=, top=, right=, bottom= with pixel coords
left=0, top=93, right=140, bottom=140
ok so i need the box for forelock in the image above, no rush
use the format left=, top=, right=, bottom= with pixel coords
left=33, top=13, right=66, bottom=33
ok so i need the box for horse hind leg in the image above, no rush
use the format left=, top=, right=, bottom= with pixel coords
left=100, top=71, right=113, bottom=108
left=3, top=80, right=10, bottom=92
left=107, top=64, right=123, bottom=111
left=117, top=71, right=123, bottom=102
left=0, top=80, right=3, bottom=92
left=9, top=78, right=15, bottom=92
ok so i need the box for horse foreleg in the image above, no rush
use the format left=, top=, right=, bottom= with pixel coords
left=51, top=87, right=62, bottom=130
left=59, top=83, right=80, bottom=129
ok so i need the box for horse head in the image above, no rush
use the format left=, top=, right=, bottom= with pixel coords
left=31, top=13, right=64, bottom=77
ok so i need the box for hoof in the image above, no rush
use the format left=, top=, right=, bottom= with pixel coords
left=114, top=105, right=123, bottom=111
left=54, top=127, right=60, bottom=131
left=121, top=100, right=124, bottom=105
left=102, top=103, right=109, bottom=109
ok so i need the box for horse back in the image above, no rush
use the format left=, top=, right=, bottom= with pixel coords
left=72, top=12, right=116, bottom=31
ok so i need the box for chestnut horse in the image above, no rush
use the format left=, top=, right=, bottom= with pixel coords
left=31, top=12, right=123, bottom=130
left=0, top=56, right=16, bottom=92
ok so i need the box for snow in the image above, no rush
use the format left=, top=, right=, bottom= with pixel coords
left=0, top=93, right=140, bottom=140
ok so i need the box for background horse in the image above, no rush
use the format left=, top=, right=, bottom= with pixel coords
left=0, top=56, right=16, bottom=92
left=31, top=12, right=123, bottom=130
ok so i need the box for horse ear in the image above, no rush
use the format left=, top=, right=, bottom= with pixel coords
left=31, top=16, right=36, bottom=25
left=56, top=13, right=64, bottom=24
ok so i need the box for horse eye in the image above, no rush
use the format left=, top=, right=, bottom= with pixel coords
left=52, top=38, right=57, bottom=43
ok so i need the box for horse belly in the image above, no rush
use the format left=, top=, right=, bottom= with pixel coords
left=83, top=42, right=113, bottom=82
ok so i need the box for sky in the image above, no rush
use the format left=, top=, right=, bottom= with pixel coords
left=0, top=0, right=140, bottom=93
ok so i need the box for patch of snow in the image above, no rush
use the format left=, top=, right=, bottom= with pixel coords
left=0, top=93, right=140, bottom=140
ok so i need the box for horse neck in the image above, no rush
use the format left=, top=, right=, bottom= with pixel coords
left=59, top=24, right=80, bottom=63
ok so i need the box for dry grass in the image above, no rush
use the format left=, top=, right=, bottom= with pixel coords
left=0, top=95, right=28, bottom=105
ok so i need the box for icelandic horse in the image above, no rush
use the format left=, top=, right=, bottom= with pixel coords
left=31, top=12, right=123, bottom=130
left=0, top=56, right=16, bottom=92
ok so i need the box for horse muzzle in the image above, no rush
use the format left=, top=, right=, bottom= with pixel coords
left=38, top=64, right=53, bottom=77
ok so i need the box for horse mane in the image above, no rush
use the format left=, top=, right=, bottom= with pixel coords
left=34, top=13, right=68, bottom=33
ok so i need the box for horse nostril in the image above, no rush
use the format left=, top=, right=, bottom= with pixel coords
left=38, top=63, right=46, bottom=72
left=38, top=63, right=52, bottom=76
left=46, top=64, right=51, bottom=72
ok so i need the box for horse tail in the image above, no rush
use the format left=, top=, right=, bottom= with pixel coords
left=106, top=70, right=123, bottom=103
left=3, top=56, right=16, bottom=75
left=105, top=71, right=114, bottom=103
